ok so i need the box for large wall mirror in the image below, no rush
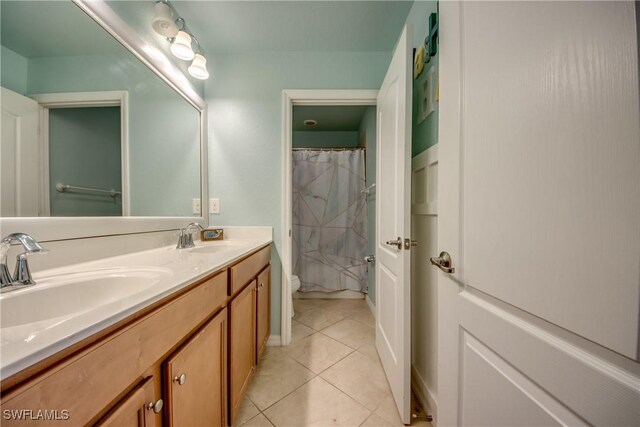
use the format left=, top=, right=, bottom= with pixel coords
left=0, top=0, right=207, bottom=239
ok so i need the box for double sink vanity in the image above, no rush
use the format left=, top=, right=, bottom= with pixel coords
left=0, top=230, right=273, bottom=426
left=0, top=0, right=273, bottom=425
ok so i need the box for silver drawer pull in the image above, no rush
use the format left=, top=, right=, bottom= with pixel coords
left=173, top=373, right=187, bottom=385
left=430, top=251, right=455, bottom=274
left=147, top=399, right=163, bottom=413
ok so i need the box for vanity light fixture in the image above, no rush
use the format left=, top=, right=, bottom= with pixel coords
left=188, top=53, right=209, bottom=80
left=170, top=30, right=195, bottom=61
left=151, top=1, right=178, bottom=38
left=151, top=0, right=210, bottom=79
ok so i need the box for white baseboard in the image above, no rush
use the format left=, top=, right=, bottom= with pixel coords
left=266, top=335, right=282, bottom=346
left=411, top=365, right=437, bottom=426
left=365, top=294, right=375, bottom=316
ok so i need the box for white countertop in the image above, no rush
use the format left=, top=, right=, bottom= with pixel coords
left=0, top=236, right=272, bottom=380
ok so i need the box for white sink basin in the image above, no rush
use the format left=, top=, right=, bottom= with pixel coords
left=0, top=267, right=171, bottom=329
left=188, top=241, right=249, bottom=254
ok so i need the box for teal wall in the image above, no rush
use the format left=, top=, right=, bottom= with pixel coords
left=206, top=51, right=391, bottom=334
left=292, top=131, right=359, bottom=148
left=358, top=106, right=377, bottom=304
left=406, top=1, right=439, bottom=157
left=49, top=107, right=122, bottom=216
left=0, top=45, right=27, bottom=94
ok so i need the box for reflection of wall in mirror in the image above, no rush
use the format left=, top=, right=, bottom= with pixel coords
left=0, top=3, right=201, bottom=218
left=49, top=107, right=122, bottom=217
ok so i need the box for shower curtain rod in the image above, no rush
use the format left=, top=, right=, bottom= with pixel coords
left=292, top=147, right=365, bottom=151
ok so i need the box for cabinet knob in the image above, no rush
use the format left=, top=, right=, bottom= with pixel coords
left=259, top=282, right=264, bottom=288
left=173, top=373, right=187, bottom=385
left=147, top=399, right=163, bottom=414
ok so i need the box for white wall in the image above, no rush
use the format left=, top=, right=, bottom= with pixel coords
left=411, top=146, right=439, bottom=418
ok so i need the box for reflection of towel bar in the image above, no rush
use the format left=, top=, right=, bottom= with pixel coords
left=55, top=182, right=121, bottom=198
left=361, top=183, right=376, bottom=195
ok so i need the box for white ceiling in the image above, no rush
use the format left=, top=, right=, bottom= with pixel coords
left=1, top=1, right=413, bottom=58
left=0, top=1, right=124, bottom=58
left=165, top=1, right=413, bottom=53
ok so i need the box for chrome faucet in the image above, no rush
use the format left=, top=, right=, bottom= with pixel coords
left=176, top=223, right=204, bottom=249
left=1, top=233, right=48, bottom=292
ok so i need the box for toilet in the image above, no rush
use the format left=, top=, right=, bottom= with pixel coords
left=291, top=275, right=301, bottom=317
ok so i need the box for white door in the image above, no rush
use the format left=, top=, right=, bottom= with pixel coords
left=375, top=24, right=412, bottom=425
left=1, top=87, right=40, bottom=217
left=437, top=2, right=640, bottom=426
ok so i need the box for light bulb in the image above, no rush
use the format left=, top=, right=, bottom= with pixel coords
left=170, top=31, right=194, bottom=61
left=188, top=53, right=210, bottom=79
left=151, top=2, right=178, bottom=38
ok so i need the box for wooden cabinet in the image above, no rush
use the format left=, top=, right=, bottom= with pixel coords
left=256, top=266, right=271, bottom=360
left=230, top=246, right=271, bottom=296
left=0, top=244, right=271, bottom=427
left=228, top=281, right=257, bottom=425
left=97, top=376, right=159, bottom=427
left=164, top=309, right=227, bottom=427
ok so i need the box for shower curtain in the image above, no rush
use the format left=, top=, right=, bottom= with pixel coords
left=292, top=149, right=368, bottom=293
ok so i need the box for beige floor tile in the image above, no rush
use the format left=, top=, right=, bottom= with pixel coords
left=348, top=308, right=375, bottom=327
left=372, top=395, right=403, bottom=426
left=235, top=396, right=261, bottom=426
left=240, top=413, right=275, bottom=427
left=261, top=345, right=285, bottom=359
left=294, top=307, right=348, bottom=330
left=286, top=332, right=354, bottom=374
left=322, top=299, right=368, bottom=317
left=264, top=377, right=371, bottom=427
left=357, top=343, right=380, bottom=362
left=247, top=354, right=315, bottom=410
left=360, top=413, right=393, bottom=426
left=321, top=318, right=375, bottom=350
left=291, top=320, right=315, bottom=342
left=320, top=351, right=391, bottom=411
left=293, top=298, right=330, bottom=315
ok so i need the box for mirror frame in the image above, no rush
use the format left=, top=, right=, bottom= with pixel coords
left=0, top=0, right=208, bottom=241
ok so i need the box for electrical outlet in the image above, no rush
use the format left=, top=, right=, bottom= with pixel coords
left=210, top=198, right=220, bottom=214
left=192, top=198, right=201, bottom=215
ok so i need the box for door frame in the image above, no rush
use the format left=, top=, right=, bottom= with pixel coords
left=280, top=89, right=378, bottom=346
left=30, top=91, right=130, bottom=216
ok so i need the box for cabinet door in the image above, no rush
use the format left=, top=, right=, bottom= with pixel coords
left=229, top=281, right=257, bottom=424
left=97, top=376, right=158, bottom=427
left=256, top=265, right=271, bottom=360
left=164, top=308, right=227, bottom=427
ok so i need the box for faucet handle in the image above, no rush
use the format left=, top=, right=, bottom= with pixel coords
left=13, top=253, right=36, bottom=286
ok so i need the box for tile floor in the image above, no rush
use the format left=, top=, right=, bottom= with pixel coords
left=235, top=298, right=433, bottom=427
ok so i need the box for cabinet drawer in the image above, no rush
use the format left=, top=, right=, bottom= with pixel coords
left=0, top=271, right=228, bottom=426
left=229, top=245, right=271, bottom=296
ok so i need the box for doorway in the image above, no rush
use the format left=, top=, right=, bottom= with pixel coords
left=31, top=90, right=130, bottom=216
left=281, top=90, right=378, bottom=346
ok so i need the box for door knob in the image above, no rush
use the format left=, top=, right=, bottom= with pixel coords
left=430, top=251, right=455, bottom=273
left=385, top=237, right=403, bottom=250
left=173, top=373, right=187, bottom=385
left=147, top=399, right=163, bottom=414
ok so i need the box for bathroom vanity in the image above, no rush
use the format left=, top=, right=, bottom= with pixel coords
left=0, top=1, right=275, bottom=425
left=0, top=240, right=272, bottom=426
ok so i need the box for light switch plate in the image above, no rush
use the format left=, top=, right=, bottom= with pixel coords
left=192, top=198, right=201, bottom=215
left=210, top=198, right=220, bottom=214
